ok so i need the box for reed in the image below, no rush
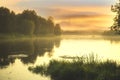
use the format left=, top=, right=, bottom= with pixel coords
left=29, top=55, right=120, bottom=80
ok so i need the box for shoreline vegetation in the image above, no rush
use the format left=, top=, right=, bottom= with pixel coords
left=0, top=6, right=120, bottom=40
left=29, top=55, right=120, bottom=80
left=0, top=7, right=62, bottom=39
left=0, top=34, right=62, bottom=42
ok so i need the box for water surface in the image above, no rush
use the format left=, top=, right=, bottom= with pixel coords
left=0, top=35, right=120, bottom=80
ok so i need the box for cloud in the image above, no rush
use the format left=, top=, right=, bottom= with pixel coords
left=31, top=5, right=113, bottom=21
left=58, top=12, right=114, bottom=31
left=0, top=0, right=28, bottom=6
left=16, top=0, right=115, bottom=8
left=59, top=21, right=111, bottom=31
left=38, top=6, right=114, bottom=31
left=0, top=0, right=115, bottom=31
left=55, top=12, right=109, bottom=19
left=0, top=0, right=29, bottom=13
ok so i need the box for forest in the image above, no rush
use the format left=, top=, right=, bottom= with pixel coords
left=0, top=7, right=62, bottom=36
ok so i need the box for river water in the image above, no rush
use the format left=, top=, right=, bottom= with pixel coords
left=0, top=35, right=120, bottom=80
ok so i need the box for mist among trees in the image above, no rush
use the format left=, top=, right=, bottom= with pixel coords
left=0, top=7, right=62, bottom=36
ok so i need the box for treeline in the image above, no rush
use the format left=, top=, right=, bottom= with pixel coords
left=0, top=7, right=62, bottom=36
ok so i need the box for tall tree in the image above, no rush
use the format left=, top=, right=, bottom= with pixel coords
left=0, top=7, right=10, bottom=33
left=0, top=7, right=62, bottom=36
left=54, top=24, right=62, bottom=35
left=16, top=10, right=37, bottom=35
left=19, top=20, right=35, bottom=35
left=47, top=16, right=54, bottom=34
left=111, top=0, right=120, bottom=33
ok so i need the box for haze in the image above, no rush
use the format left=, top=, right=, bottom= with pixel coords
left=0, top=0, right=115, bottom=31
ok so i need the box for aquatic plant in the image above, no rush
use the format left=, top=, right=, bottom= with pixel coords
left=29, top=55, right=120, bottom=80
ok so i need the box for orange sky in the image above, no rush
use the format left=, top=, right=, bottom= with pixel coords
left=51, top=6, right=115, bottom=31
left=0, top=0, right=116, bottom=31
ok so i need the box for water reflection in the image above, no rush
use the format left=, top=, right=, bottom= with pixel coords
left=0, top=38, right=61, bottom=68
left=103, top=36, right=120, bottom=44
left=1, top=35, right=120, bottom=80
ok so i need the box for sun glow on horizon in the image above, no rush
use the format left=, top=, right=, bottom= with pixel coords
left=53, top=6, right=115, bottom=31
left=0, top=0, right=116, bottom=31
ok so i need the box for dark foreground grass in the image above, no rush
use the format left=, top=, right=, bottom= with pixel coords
left=29, top=56, right=120, bottom=80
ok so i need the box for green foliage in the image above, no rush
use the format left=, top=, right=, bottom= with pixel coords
left=29, top=55, right=120, bottom=80
left=18, top=20, right=35, bottom=35
left=111, top=0, right=120, bottom=33
left=0, top=7, right=16, bottom=33
left=0, top=7, right=62, bottom=36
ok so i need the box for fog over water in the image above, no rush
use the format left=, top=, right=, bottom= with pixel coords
left=0, top=35, right=120, bottom=80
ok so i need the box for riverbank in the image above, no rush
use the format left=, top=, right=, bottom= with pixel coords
left=0, top=33, right=61, bottom=41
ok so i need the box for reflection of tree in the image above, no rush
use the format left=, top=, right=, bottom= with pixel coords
left=103, top=36, right=120, bottom=44
left=0, top=40, right=34, bottom=68
left=21, top=54, right=37, bottom=64
left=54, top=38, right=61, bottom=48
left=0, top=57, right=14, bottom=69
left=34, top=39, right=54, bottom=55
left=0, top=38, right=61, bottom=68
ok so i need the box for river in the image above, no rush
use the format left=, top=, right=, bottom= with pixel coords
left=0, top=35, right=120, bottom=80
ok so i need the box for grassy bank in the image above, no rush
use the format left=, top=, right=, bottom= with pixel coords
left=29, top=56, right=120, bottom=80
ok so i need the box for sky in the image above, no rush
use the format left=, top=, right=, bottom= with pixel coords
left=0, top=0, right=116, bottom=31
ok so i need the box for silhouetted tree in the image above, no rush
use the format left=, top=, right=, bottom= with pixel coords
left=0, top=7, right=62, bottom=36
left=16, top=10, right=37, bottom=34
left=47, top=16, right=54, bottom=34
left=54, top=24, right=62, bottom=35
left=111, top=0, right=120, bottom=33
left=8, top=11, right=16, bottom=33
left=19, top=20, right=35, bottom=35
left=0, top=7, right=15, bottom=33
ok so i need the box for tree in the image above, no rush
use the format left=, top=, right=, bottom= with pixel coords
left=18, top=20, right=35, bottom=35
left=47, top=16, right=54, bottom=34
left=0, top=7, right=10, bottom=33
left=8, top=11, right=16, bottom=33
left=0, top=7, right=62, bottom=36
left=0, top=7, right=17, bottom=34
left=35, top=17, right=48, bottom=35
left=21, top=9, right=37, bottom=21
left=54, top=24, right=62, bottom=35
left=16, top=10, right=38, bottom=35
left=111, top=0, right=120, bottom=33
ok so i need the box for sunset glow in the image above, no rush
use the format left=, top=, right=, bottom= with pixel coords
left=53, top=6, right=115, bottom=31
left=0, top=0, right=115, bottom=31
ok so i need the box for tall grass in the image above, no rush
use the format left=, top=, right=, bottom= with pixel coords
left=29, top=55, right=120, bottom=80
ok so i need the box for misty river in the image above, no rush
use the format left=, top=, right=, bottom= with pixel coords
left=0, top=35, right=120, bottom=80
